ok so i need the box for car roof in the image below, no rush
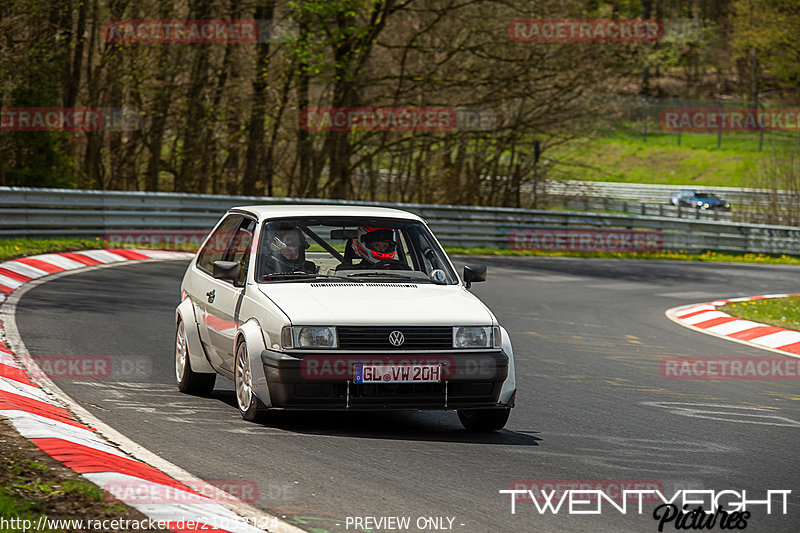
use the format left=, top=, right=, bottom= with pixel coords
left=228, top=204, right=425, bottom=222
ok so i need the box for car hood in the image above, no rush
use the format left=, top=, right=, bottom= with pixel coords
left=257, top=282, right=495, bottom=325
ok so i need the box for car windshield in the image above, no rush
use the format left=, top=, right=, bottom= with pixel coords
left=255, top=216, right=458, bottom=285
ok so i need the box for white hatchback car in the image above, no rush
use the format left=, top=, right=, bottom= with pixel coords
left=175, top=205, right=516, bottom=431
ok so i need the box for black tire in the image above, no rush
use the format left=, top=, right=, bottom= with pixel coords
left=457, top=408, right=510, bottom=431
left=175, top=319, right=216, bottom=395
left=235, top=340, right=267, bottom=422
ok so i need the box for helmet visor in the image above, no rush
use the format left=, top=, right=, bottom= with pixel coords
left=365, top=239, right=396, bottom=253
left=361, top=228, right=396, bottom=253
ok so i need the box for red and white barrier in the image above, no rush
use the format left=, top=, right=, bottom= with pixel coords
left=671, top=294, right=800, bottom=357
left=0, top=249, right=275, bottom=533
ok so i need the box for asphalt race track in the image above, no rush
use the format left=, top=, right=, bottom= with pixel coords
left=15, top=257, right=800, bottom=533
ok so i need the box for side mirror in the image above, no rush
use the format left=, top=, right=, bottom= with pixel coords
left=463, top=264, right=487, bottom=289
left=213, top=260, right=241, bottom=283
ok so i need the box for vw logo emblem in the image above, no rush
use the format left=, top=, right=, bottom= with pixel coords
left=388, top=330, right=405, bottom=347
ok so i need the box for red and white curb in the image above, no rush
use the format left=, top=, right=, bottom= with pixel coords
left=0, top=249, right=191, bottom=305
left=667, top=293, right=800, bottom=358
left=0, top=249, right=295, bottom=533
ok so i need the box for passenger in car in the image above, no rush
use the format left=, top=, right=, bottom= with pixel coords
left=265, top=227, right=316, bottom=274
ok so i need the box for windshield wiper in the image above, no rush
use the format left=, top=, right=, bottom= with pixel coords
left=262, top=272, right=359, bottom=282
left=345, top=271, right=433, bottom=282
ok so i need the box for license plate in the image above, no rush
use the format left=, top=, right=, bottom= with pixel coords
left=353, top=364, right=441, bottom=383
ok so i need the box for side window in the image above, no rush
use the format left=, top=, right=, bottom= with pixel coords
left=228, top=218, right=256, bottom=285
left=197, top=215, right=243, bottom=274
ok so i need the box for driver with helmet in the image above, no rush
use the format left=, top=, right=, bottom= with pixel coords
left=349, top=226, right=399, bottom=268
left=265, top=227, right=316, bottom=274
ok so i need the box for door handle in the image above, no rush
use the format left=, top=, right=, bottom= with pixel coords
left=206, top=289, right=215, bottom=303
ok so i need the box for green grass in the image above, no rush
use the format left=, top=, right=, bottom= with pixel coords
left=605, top=124, right=799, bottom=153
left=0, top=239, right=800, bottom=265
left=0, top=238, right=106, bottom=262
left=0, top=477, right=119, bottom=533
left=550, top=136, right=758, bottom=187
left=3, top=238, right=799, bottom=266
left=547, top=126, right=800, bottom=187
left=0, top=486, right=49, bottom=532
left=444, top=247, right=800, bottom=264
left=719, top=296, right=800, bottom=331
left=10, top=459, right=49, bottom=475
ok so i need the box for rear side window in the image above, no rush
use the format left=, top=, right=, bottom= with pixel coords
left=196, top=214, right=243, bottom=274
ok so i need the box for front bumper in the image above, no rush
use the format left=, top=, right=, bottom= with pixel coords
left=260, top=350, right=509, bottom=410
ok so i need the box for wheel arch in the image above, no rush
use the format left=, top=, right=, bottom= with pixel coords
left=236, top=319, right=272, bottom=408
left=175, top=299, right=215, bottom=374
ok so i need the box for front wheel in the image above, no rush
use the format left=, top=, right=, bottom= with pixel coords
left=457, top=408, right=510, bottom=431
left=175, top=319, right=216, bottom=395
left=235, top=340, right=266, bottom=422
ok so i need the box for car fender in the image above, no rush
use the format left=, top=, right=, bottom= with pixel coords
left=498, top=326, right=516, bottom=406
left=236, top=319, right=272, bottom=408
left=175, top=299, right=215, bottom=373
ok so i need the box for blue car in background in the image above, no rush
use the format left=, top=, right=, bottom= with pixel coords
left=670, top=189, right=731, bottom=211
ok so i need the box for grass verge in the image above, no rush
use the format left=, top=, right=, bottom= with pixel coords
left=444, top=247, right=800, bottom=265
left=0, top=420, right=162, bottom=532
left=719, top=296, right=800, bottom=332
left=0, top=239, right=106, bottom=262
left=547, top=127, right=799, bottom=187
left=3, top=239, right=799, bottom=266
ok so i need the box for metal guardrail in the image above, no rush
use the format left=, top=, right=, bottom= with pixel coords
left=1, top=186, right=799, bottom=255
left=558, top=197, right=734, bottom=221
left=545, top=179, right=797, bottom=208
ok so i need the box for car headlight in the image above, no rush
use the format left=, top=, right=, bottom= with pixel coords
left=453, top=326, right=499, bottom=349
left=282, top=326, right=337, bottom=349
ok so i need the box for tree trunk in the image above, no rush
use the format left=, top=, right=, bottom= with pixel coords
left=243, top=0, right=275, bottom=196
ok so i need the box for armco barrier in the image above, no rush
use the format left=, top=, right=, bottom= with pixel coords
left=545, top=179, right=796, bottom=208
left=1, top=186, right=798, bottom=255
